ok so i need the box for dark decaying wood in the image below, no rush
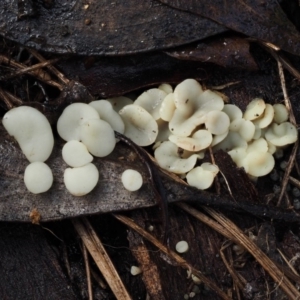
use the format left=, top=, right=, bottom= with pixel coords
left=0, top=223, right=77, bottom=299
left=0, top=0, right=225, bottom=55
left=1, top=124, right=300, bottom=224
left=159, top=0, right=300, bottom=56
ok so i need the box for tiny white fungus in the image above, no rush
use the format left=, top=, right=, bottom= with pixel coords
left=243, top=98, right=266, bottom=121
left=89, top=100, right=125, bottom=133
left=273, top=104, right=288, bottom=124
left=119, top=104, right=158, bottom=146
left=154, top=141, right=198, bottom=174
left=62, top=140, right=93, bottom=167
left=175, top=240, right=189, bottom=253
left=134, top=88, right=167, bottom=120
left=121, top=169, right=143, bottom=191
left=24, top=162, right=53, bottom=194
left=64, top=163, right=99, bottom=196
left=2, top=106, right=54, bottom=162
left=57, top=103, right=100, bottom=142
left=130, top=266, right=142, bottom=276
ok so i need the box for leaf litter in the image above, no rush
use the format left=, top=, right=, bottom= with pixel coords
left=1, top=3, right=300, bottom=298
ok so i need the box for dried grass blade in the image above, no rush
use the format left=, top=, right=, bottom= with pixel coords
left=113, top=213, right=231, bottom=300
left=72, top=218, right=132, bottom=300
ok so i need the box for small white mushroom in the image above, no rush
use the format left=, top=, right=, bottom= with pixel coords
left=57, top=103, right=100, bottom=142
left=107, top=96, right=133, bottom=112
left=64, top=163, right=99, bottom=196
left=134, top=88, right=167, bottom=120
left=24, top=162, right=53, bottom=194
left=121, top=169, right=143, bottom=191
left=80, top=119, right=116, bottom=157
left=154, top=141, right=198, bottom=174
left=273, top=104, right=288, bottom=124
left=211, top=131, right=229, bottom=147
left=222, top=104, right=243, bottom=121
left=205, top=110, right=230, bottom=135
left=252, top=104, right=274, bottom=128
left=229, top=119, right=255, bottom=141
left=158, top=83, right=173, bottom=94
left=265, top=122, right=298, bottom=146
left=175, top=241, right=189, bottom=253
left=243, top=98, right=266, bottom=121
left=119, top=104, right=158, bottom=146
left=130, top=266, right=142, bottom=276
left=62, top=140, right=93, bottom=167
left=213, top=131, right=247, bottom=152
left=155, top=119, right=171, bottom=142
left=2, top=106, right=54, bottom=162
left=247, top=138, right=268, bottom=153
left=169, top=130, right=212, bottom=152
left=89, top=100, right=125, bottom=133
left=159, top=93, right=176, bottom=122
left=242, top=151, right=275, bottom=177
left=186, top=163, right=219, bottom=190
left=169, top=79, right=224, bottom=136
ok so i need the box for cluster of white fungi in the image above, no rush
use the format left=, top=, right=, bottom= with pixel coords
left=2, top=79, right=297, bottom=195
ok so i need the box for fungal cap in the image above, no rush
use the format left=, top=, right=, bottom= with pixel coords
left=243, top=98, right=266, bottom=121
left=24, top=162, right=53, bottom=194
left=119, top=104, right=158, bottom=146
left=169, top=130, right=212, bottom=152
left=175, top=241, right=189, bottom=253
left=205, top=110, right=230, bottom=135
left=252, top=104, right=274, bottom=128
left=273, top=104, right=288, bottom=124
left=159, top=93, right=176, bottom=122
left=2, top=106, right=54, bottom=162
left=154, top=141, right=198, bottom=174
left=64, top=163, right=99, bottom=196
left=242, top=151, right=275, bottom=177
left=62, top=140, right=93, bottom=167
left=80, top=119, right=116, bottom=157
left=121, top=169, right=143, bottom=191
left=186, top=163, right=219, bottom=190
left=265, top=122, right=298, bottom=146
left=57, top=103, right=100, bottom=142
left=134, top=88, right=167, bottom=120
left=89, top=100, right=125, bottom=133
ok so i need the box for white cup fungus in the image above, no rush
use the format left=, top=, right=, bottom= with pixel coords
left=186, top=163, right=219, bottom=190
left=121, top=169, right=143, bottom=191
left=243, top=98, right=266, bottom=120
left=154, top=141, right=198, bottom=174
left=175, top=241, right=189, bottom=253
left=134, top=88, right=167, bottom=120
left=24, top=162, right=53, bottom=194
left=80, top=119, right=116, bottom=157
left=64, top=163, right=99, bottom=196
left=130, top=266, right=142, bottom=276
left=2, top=106, right=54, bottom=162
left=273, top=104, right=288, bottom=124
left=62, top=140, right=93, bottom=167
left=169, top=79, right=224, bottom=136
left=57, top=103, right=100, bottom=141
left=89, top=100, right=125, bottom=134
left=119, top=104, right=158, bottom=146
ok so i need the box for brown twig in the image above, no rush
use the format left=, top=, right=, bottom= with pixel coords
left=1, top=58, right=60, bottom=80
left=83, top=241, right=93, bottom=300
left=29, top=48, right=70, bottom=85
left=113, top=213, right=230, bottom=300
left=277, top=141, right=298, bottom=206
left=204, top=207, right=300, bottom=300
left=0, top=54, right=63, bottom=90
left=72, top=218, right=131, bottom=300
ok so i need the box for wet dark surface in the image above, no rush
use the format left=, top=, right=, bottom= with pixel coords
left=159, top=0, right=300, bottom=55
left=0, top=0, right=225, bottom=55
